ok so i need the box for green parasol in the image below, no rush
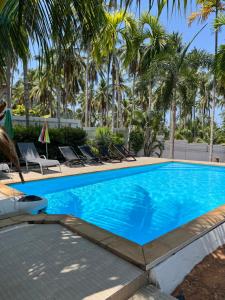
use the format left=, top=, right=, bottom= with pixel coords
left=4, top=109, right=14, bottom=139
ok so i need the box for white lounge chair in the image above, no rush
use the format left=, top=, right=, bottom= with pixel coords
left=17, top=142, right=61, bottom=175
left=0, top=163, right=10, bottom=173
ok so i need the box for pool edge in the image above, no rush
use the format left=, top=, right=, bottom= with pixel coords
left=1, top=203, right=225, bottom=271
left=2, top=158, right=225, bottom=270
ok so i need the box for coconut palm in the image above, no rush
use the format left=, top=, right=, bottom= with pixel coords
left=95, top=79, right=111, bottom=126
left=139, top=13, right=167, bottom=108
left=0, top=0, right=107, bottom=129
left=154, top=30, right=206, bottom=158
left=189, top=0, right=223, bottom=161
left=92, top=10, right=136, bottom=131
left=0, top=0, right=106, bottom=60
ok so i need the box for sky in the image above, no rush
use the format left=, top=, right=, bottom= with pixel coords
left=129, top=0, right=221, bottom=54
left=25, top=0, right=220, bottom=67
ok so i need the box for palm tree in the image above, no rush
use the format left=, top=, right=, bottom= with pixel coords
left=139, top=13, right=167, bottom=108
left=155, top=30, right=205, bottom=158
left=176, top=49, right=213, bottom=135
left=92, top=10, right=136, bottom=131
left=189, top=0, right=222, bottom=161
left=95, top=79, right=109, bottom=126
left=0, top=0, right=107, bottom=128
left=122, top=13, right=166, bottom=145
left=0, top=0, right=106, bottom=58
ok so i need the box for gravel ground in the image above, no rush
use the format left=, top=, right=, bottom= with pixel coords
left=173, top=246, right=225, bottom=300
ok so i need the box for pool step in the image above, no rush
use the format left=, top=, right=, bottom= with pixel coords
left=108, top=272, right=149, bottom=300
left=129, top=285, right=176, bottom=300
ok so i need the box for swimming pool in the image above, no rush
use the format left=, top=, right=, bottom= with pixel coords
left=10, top=162, right=225, bottom=245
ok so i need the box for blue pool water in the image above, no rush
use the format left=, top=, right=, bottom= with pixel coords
left=10, top=162, right=225, bottom=245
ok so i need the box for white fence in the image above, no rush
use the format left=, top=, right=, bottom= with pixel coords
left=162, top=140, right=225, bottom=162
left=9, top=116, right=81, bottom=128
left=84, top=127, right=128, bottom=140
left=2, top=116, right=224, bottom=162
left=0, top=115, right=127, bottom=139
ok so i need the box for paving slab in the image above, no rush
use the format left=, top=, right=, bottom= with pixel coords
left=0, top=223, right=147, bottom=300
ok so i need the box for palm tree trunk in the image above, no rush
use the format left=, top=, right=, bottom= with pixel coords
left=85, top=47, right=90, bottom=128
left=169, top=94, right=176, bottom=159
left=148, top=80, right=153, bottom=110
left=106, top=56, right=111, bottom=126
left=127, top=73, right=136, bottom=149
left=111, top=56, right=116, bottom=132
left=115, top=59, right=122, bottom=128
left=209, top=0, right=219, bottom=161
left=88, top=82, right=93, bottom=127
left=116, top=89, right=119, bottom=128
left=101, top=100, right=104, bottom=126
left=132, top=73, right=136, bottom=115
left=56, top=88, right=61, bottom=128
left=23, top=59, right=29, bottom=127
left=6, top=56, right=12, bottom=108
left=193, top=102, right=196, bottom=138
left=56, top=42, right=62, bottom=129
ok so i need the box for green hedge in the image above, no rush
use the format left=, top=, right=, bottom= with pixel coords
left=1, top=125, right=87, bottom=162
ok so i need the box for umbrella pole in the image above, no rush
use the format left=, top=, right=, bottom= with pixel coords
left=46, top=143, right=48, bottom=159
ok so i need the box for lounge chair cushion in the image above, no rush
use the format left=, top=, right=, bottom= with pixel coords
left=18, top=143, right=60, bottom=167
left=27, top=158, right=60, bottom=167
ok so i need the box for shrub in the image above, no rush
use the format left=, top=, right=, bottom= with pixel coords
left=130, top=130, right=144, bottom=154
left=0, top=125, right=87, bottom=162
left=111, top=132, right=125, bottom=145
left=95, top=127, right=125, bottom=147
left=95, top=127, right=112, bottom=147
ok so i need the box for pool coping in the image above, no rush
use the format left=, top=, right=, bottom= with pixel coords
left=1, top=205, right=225, bottom=271
left=2, top=158, right=225, bottom=270
left=3, top=157, right=225, bottom=186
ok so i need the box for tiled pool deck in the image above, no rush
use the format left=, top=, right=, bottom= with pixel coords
left=0, top=223, right=147, bottom=300
left=1, top=157, right=225, bottom=271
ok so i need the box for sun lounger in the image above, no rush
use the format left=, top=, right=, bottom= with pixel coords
left=98, top=145, right=122, bottom=162
left=59, top=146, right=85, bottom=166
left=78, top=145, right=103, bottom=164
left=17, top=142, right=61, bottom=174
left=111, top=144, right=136, bottom=161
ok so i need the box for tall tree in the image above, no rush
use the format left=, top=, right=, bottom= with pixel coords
left=189, top=0, right=223, bottom=160
left=92, top=10, right=136, bottom=131
left=23, top=58, right=30, bottom=127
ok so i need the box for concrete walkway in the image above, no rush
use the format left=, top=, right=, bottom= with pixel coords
left=0, top=223, right=147, bottom=300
